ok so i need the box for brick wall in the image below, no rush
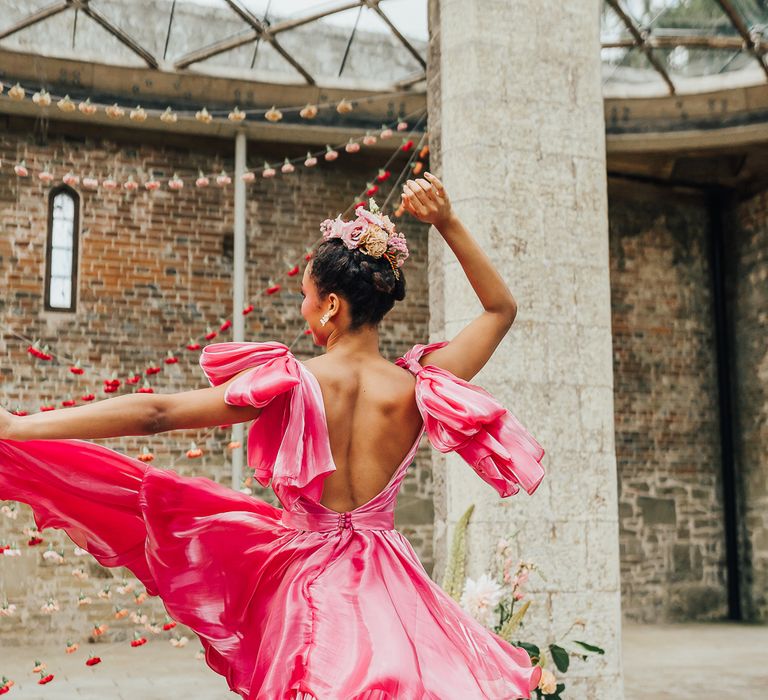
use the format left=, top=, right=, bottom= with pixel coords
left=0, top=117, right=433, bottom=645
left=608, top=180, right=729, bottom=622
left=727, top=185, right=768, bottom=622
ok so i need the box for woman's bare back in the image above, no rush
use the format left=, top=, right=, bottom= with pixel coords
left=301, top=354, right=424, bottom=513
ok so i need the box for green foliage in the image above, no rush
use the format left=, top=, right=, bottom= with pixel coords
left=573, top=640, right=606, bottom=654
left=549, top=643, right=570, bottom=673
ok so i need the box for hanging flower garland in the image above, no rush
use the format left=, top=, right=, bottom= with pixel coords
left=4, top=110, right=423, bottom=194
left=0, top=78, right=418, bottom=129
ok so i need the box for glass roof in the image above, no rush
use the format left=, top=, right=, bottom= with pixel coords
left=0, top=1, right=765, bottom=96
left=601, top=0, right=768, bottom=94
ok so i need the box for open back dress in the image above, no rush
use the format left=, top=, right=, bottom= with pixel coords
left=0, top=340, right=546, bottom=699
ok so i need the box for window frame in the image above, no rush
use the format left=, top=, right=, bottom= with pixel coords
left=44, top=184, right=80, bottom=313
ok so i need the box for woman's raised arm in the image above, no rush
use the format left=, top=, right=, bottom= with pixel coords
left=401, top=172, right=518, bottom=382
left=0, top=366, right=263, bottom=441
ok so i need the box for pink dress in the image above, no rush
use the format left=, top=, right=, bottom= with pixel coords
left=0, top=340, right=546, bottom=699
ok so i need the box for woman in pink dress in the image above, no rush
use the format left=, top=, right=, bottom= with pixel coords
left=0, top=172, right=545, bottom=699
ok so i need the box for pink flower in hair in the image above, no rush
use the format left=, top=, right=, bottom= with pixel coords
left=387, top=233, right=409, bottom=267
left=319, top=199, right=409, bottom=275
left=320, top=215, right=345, bottom=240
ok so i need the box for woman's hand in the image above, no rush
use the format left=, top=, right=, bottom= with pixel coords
left=401, top=172, right=454, bottom=230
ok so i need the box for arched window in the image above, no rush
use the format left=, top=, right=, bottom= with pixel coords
left=44, top=185, right=80, bottom=312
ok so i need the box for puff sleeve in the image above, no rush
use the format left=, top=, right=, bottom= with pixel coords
left=396, top=341, right=545, bottom=498
left=199, top=341, right=335, bottom=509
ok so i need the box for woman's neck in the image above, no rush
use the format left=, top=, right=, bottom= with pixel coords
left=324, top=325, right=380, bottom=357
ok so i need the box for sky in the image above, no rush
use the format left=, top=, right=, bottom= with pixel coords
left=179, top=0, right=429, bottom=41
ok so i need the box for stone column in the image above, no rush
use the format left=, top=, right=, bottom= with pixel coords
left=427, top=1, right=624, bottom=696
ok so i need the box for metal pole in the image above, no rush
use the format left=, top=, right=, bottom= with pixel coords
left=231, top=129, right=247, bottom=489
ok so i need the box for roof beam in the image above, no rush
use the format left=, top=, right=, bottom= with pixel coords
left=0, top=0, right=69, bottom=41
left=77, top=0, right=158, bottom=69
left=603, top=34, right=747, bottom=51
left=175, top=29, right=258, bottom=70
left=713, top=0, right=768, bottom=80
left=605, top=0, right=676, bottom=95
left=268, top=2, right=364, bottom=35
left=223, top=0, right=315, bottom=85
left=367, top=1, right=426, bottom=70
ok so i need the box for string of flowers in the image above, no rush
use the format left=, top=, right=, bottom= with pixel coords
left=5, top=107, right=426, bottom=193
left=0, top=77, right=421, bottom=126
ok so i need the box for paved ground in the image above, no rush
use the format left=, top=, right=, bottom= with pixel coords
left=622, top=621, right=768, bottom=700
left=1, top=622, right=766, bottom=698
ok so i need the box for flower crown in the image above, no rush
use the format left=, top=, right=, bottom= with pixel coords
left=320, top=199, right=409, bottom=280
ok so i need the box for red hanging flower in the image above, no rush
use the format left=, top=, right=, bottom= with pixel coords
left=186, top=442, right=203, bottom=459
left=187, top=340, right=202, bottom=350
left=69, top=363, right=85, bottom=375
left=204, top=327, right=217, bottom=340
left=401, top=139, right=414, bottom=152
left=265, top=284, right=281, bottom=295
left=145, top=364, right=161, bottom=375
left=61, top=399, right=76, bottom=407
left=219, top=319, right=232, bottom=332
left=38, top=673, right=54, bottom=685
left=162, top=619, right=177, bottom=631
left=85, top=656, right=101, bottom=666
left=375, top=169, right=391, bottom=183
left=28, top=536, right=43, bottom=546
left=11, top=409, right=28, bottom=416
left=286, top=265, right=299, bottom=277
left=81, top=393, right=95, bottom=401
left=40, top=405, right=56, bottom=411
left=137, top=384, right=154, bottom=394
left=242, top=304, right=254, bottom=315
left=366, top=183, right=379, bottom=197
left=136, top=448, right=154, bottom=463
left=164, top=351, right=178, bottom=365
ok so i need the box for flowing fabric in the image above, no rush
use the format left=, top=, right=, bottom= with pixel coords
left=0, top=340, right=546, bottom=699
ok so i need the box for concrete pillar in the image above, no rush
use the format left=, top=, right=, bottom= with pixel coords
left=427, top=1, right=624, bottom=696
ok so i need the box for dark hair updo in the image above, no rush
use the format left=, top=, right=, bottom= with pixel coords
left=309, top=238, right=406, bottom=331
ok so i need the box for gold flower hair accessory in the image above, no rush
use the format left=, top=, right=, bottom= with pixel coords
left=320, top=199, right=409, bottom=279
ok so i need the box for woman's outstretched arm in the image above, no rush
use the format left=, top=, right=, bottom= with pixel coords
left=401, top=171, right=518, bottom=382
left=0, top=366, right=262, bottom=441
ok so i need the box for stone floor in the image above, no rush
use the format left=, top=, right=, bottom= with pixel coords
left=622, top=621, right=768, bottom=700
left=0, top=622, right=766, bottom=698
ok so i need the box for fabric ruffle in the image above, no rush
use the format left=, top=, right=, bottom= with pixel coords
left=396, top=341, right=545, bottom=498
left=199, top=341, right=336, bottom=510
